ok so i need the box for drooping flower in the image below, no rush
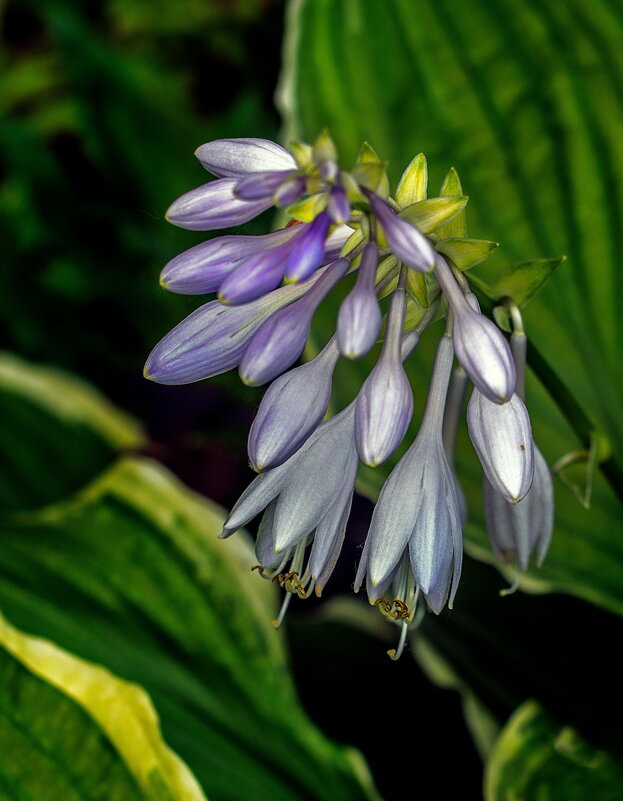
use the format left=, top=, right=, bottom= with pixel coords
left=435, top=255, right=516, bottom=403
left=355, top=334, right=463, bottom=640
left=482, top=322, right=554, bottom=582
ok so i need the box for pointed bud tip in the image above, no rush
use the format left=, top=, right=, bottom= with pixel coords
left=143, top=366, right=154, bottom=381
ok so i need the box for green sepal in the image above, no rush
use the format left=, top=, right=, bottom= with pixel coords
left=341, top=171, right=365, bottom=203
left=436, top=168, right=467, bottom=238
left=288, top=140, right=313, bottom=169
left=406, top=268, right=429, bottom=307
left=435, top=238, right=499, bottom=271
left=351, top=162, right=389, bottom=196
left=491, top=256, right=566, bottom=312
left=340, top=227, right=365, bottom=257
left=286, top=192, right=328, bottom=222
left=403, top=297, right=431, bottom=332
left=375, top=255, right=398, bottom=299
left=312, top=128, right=338, bottom=164
left=354, top=142, right=389, bottom=197
left=400, top=195, right=469, bottom=236
left=395, top=153, right=428, bottom=208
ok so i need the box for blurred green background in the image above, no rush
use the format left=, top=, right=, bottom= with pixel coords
left=2, top=0, right=623, bottom=799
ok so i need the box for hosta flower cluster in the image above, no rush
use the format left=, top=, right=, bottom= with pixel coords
left=145, top=133, right=554, bottom=658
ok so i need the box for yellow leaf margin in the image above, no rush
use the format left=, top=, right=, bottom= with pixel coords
left=0, top=612, right=208, bottom=801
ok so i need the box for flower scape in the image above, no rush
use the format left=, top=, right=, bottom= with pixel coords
left=145, top=133, right=554, bottom=659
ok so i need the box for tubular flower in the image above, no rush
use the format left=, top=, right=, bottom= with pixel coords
left=145, top=133, right=558, bottom=656
left=482, top=322, right=554, bottom=587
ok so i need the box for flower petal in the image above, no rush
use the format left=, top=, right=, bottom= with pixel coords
left=166, top=179, right=272, bottom=231
left=195, top=138, right=296, bottom=178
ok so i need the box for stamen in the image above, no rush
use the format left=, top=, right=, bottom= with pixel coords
left=272, top=591, right=293, bottom=629
left=500, top=569, right=522, bottom=597
left=387, top=620, right=409, bottom=661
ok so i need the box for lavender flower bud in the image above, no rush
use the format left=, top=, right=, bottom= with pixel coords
left=195, top=138, right=296, bottom=178
left=355, top=281, right=413, bottom=466
left=144, top=281, right=312, bottom=384
left=217, top=239, right=295, bottom=305
left=239, top=259, right=348, bottom=386
left=337, top=242, right=381, bottom=359
left=160, top=228, right=299, bottom=295
left=166, top=179, right=272, bottom=231
left=247, top=337, right=340, bottom=471
left=234, top=170, right=294, bottom=200
left=327, top=185, right=350, bottom=224
left=285, top=212, right=332, bottom=282
left=273, top=175, right=307, bottom=206
left=368, top=193, right=436, bottom=272
left=435, top=256, right=515, bottom=402
left=467, top=390, right=535, bottom=503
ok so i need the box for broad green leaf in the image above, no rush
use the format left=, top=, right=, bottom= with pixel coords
left=435, top=238, right=499, bottom=272
left=400, top=195, right=469, bottom=235
left=279, top=0, right=623, bottom=616
left=0, top=456, right=380, bottom=801
left=0, top=351, right=143, bottom=512
left=485, top=701, right=623, bottom=801
left=395, top=153, right=428, bottom=207
left=490, top=257, right=567, bottom=330
left=0, top=614, right=207, bottom=801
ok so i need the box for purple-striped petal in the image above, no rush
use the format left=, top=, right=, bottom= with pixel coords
left=218, top=240, right=295, bottom=305
left=166, top=179, right=272, bottom=232
left=160, top=228, right=298, bottom=295
left=247, top=337, right=340, bottom=471
left=195, top=138, right=296, bottom=178
left=235, top=170, right=294, bottom=200
left=144, top=282, right=310, bottom=385
left=368, top=193, right=436, bottom=272
left=284, top=212, right=332, bottom=282
left=239, top=259, right=348, bottom=386
left=328, top=185, right=350, bottom=224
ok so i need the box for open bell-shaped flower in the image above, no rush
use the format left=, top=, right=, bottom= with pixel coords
left=355, top=335, right=463, bottom=615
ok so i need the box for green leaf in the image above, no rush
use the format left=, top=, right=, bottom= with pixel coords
left=0, top=351, right=143, bottom=513
left=435, top=238, right=499, bottom=271
left=485, top=701, right=623, bottom=801
left=400, top=195, right=469, bottom=235
left=0, top=356, right=381, bottom=801
left=0, top=455, right=381, bottom=801
left=491, top=257, right=567, bottom=328
left=395, top=153, right=428, bottom=208
left=0, top=614, right=207, bottom=801
left=405, top=269, right=430, bottom=307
